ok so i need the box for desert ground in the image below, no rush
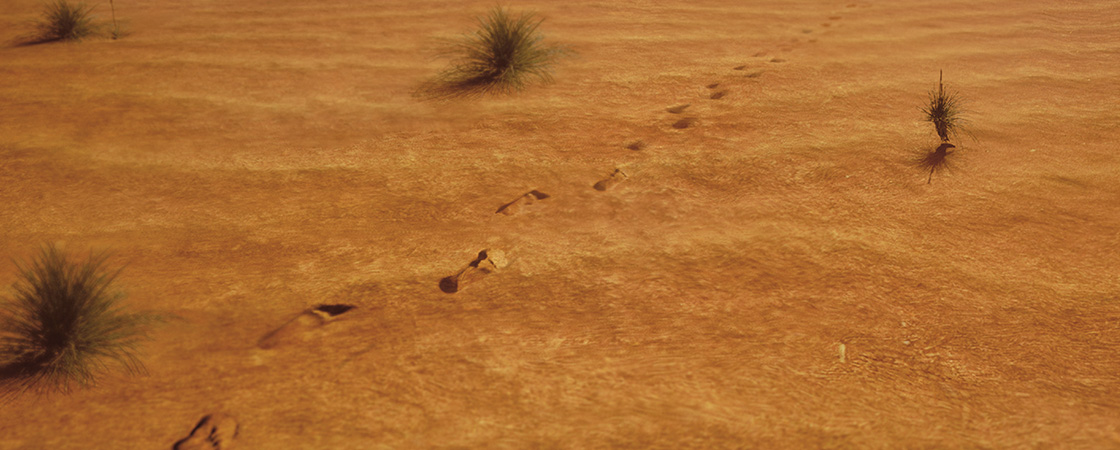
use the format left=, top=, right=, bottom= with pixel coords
left=2, top=0, right=1119, bottom=448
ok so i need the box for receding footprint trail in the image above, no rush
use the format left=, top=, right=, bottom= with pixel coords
left=496, top=190, right=550, bottom=216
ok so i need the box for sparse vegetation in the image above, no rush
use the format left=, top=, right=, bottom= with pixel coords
left=419, top=6, right=565, bottom=98
left=108, top=0, right=120, bottom=40
left=33, top=0, right=100, bottom=43
left=0, top=245, right=154, bottom=394
left=922, top=70, right=965, bottom=142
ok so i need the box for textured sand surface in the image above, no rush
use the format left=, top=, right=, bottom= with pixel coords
left=2, top=0, right=1119, bottom=448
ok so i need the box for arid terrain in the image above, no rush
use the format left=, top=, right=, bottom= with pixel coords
left=2, top=0, right=1119, bottom=448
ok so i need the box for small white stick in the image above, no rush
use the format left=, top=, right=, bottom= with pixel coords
left=838, top=343, right=847, bottom=363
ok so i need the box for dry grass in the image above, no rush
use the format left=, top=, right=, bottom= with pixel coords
left=28, top=0, right=99, bottom=44
left=0, top=245, right=155, bottom=395
left=417, top=6, right=566, bottom=99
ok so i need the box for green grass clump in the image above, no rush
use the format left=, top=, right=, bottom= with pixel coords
left=0, top=245, right=153, bottom=394
left=921, top=70, right=965, bottom=142
left=33, top=0, right=99, bottom=43
left=420, top=6, right=565, bottom=98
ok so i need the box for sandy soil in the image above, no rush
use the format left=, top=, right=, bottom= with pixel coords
left=2, top=0, right=1119, bottom=448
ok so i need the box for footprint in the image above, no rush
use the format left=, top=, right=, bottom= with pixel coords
left=753, top=51, right=767, bottom=57
left=672, top=117, right=698, bottom=128
left=666, top=103, right=691, bottom=114
left=744, top=71, right=763, bottom=78
left=593, top=168, right=629, bottom=191
left=733, top=65, right=747, bottom=70
left=439, top=250, right=505, bottom=294
left=821, top=22, right=832, bottom=27
left=710, top=90, right=728, bottom=100
left=257, top=304, right=356, bottom=349
left=830, top=16, right=842, bottom=20
left=706, top=82, right=721, bottom=89
left=496, top=190, right=550, bottom=215
left=626, top=140, right=647, bottom=151
left=770, top=58, right=786, bottom=63
left=802, top=29, right=814, bottom=34
left=173, top=414, right=240, bottom=450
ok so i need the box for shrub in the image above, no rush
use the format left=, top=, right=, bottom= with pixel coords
left=0, top=245, right=154, bottom=394
left=921, top=70, right=965, bottom=142
left=420, top=6, right=565, bottom=98
left=33, top=0, right=99, bottom=43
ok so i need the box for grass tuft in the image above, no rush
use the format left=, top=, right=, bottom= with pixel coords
left=32, top=0, right=99, bottom=43
left=0, top=245, right=155, bottom=395
left=418, top=6, right=566, bottom=99
left=921, top=70, right=966, bottom=142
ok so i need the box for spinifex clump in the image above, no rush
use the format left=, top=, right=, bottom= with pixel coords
left=922, top=70, right=964, bottom=142
left=34, top=0, right=99, bottom=43
left=420, top=7, right=565, bottom=98
left=0, top=245, right=154, bottom=394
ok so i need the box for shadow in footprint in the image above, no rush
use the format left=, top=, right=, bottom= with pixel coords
left=771, top=58, right=786, bottom=63
left=440, top=250, right=503, bottom=294
left=173, top=414, right=240, bottom=450
left=706, top=82, right=721, bottom=89
left=593, top=168, right=629, bottom=191
left=257, top=304, right=357, bottom=349
left=666, top=104, right=691, bottom=114
left=496, top=190, right=550, bottom=215
left=672, top=117, right=698, bottom=128
left=744, top=71, right=763, bottom=78
left=626, top=140, right=647, bottom=151
left=710, top=90, right=728, bottom=100
left=913, top=143, right=957, bottom=184
left=733, top=65, right=747, bottom=70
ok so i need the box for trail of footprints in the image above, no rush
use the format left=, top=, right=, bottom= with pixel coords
left=211, top=9, right=856, bottom=448
left=140, top=9, right=868, bottom=450
left=433, top=7, right=852, bottom=295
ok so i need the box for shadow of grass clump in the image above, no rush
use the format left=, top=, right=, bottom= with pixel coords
left=21, top=0, right=101, bottom=45
left=0, top=245, right=158, bottom=396
left=914, top=142, right=957, bottom=184
left=416, top=6, right=566, bottom=99
left=921, top=70, right=967, bottom=142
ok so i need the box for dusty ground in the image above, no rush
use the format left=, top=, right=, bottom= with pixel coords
left=2, top=0, right=1119, bottom=448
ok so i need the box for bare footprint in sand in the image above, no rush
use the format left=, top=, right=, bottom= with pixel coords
left=710, top=90, right=728, bottom=100
left=744, top=70, right=763, bottom=78
left=256, top=304, right=356, bottom=349
left=672, top=117, right=698, bottom=129
left=440, top=250, right=506, bottom=294
left=706, top=82, right=721, bottom=89
left=173, top=414, right=240, bottom=450
left=771, top=58, right=787, bottom=63
left=666, top=103, right=691, bottom=114
left=733, top=65, right=747, bottom=70
left=626, top=140, right=647, bottom=151
left=593, top=168, right=629, bottom=191
left=496, top=190, right=550, bottom=215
